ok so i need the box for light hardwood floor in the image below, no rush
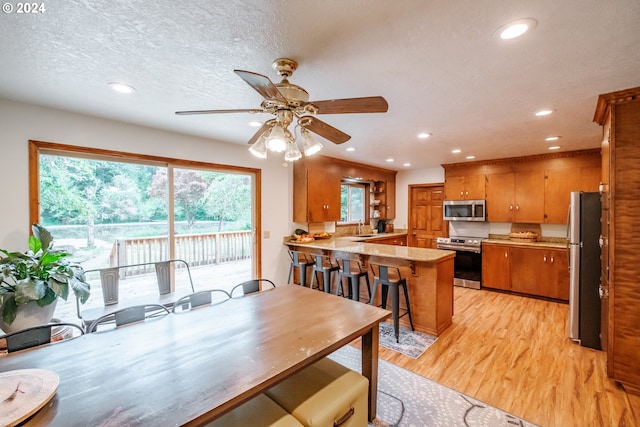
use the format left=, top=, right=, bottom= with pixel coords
left=372, top=287, right=640, bottom=427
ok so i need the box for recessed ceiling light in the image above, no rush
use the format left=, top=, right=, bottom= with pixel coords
left=417, top=133, right=431, bottom=139
left=545, top=136, right=561, bottom=141
left=249, top=121, right=262, bottom=127
left=386, top=158, right=394, bottom=162
left=496, top=18, right=537, bottom=40
left=548, top=145, right=561, bottom=150
left=108, top=82, right=136, bottom=94
left=466, top=155, right=476, bottom=160
left=452, top=149, right=462, bottom=154
left=535, top=109, right=554, bottom=116
left=346, top=147, right=355, bottom=152
left=403, top=163, right=411, bottom=167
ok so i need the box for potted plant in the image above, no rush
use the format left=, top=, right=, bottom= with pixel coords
left=0, top=223, right=90, bottom=333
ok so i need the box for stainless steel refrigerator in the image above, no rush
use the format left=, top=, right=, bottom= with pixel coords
left=568, top=191, right=602, bottom=350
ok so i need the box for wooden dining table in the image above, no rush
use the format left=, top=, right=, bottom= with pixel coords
left=0, top=284, right=390, bottom=426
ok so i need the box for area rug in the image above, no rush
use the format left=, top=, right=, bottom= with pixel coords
left=328, top=345, right=539, bottom=427
left=378, top=322, right=437, bottom=359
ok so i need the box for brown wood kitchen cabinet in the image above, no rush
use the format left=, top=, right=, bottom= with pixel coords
left=481, top=243, right=510, bottom=291
left=444, top=149, right=600, bottom=224
left=482, top=242, right=569, bottom=301
left=485, top=170, right=545, bottom=223
left=594, top=86, right=640, bottom=395
left=293, top=160, right=341, bottom=223
left=544, top=159, right=601, bottom=223
left=444, top=174, right=486, bottom=200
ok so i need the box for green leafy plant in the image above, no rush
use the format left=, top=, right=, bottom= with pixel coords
left=0, top=224, right=90, bottom=325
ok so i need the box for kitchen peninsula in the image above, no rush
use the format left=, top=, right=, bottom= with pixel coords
left=286, top=234, right=455, bottom=336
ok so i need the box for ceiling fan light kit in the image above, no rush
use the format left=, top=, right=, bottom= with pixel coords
left=176, top=58, right=388, bottom=162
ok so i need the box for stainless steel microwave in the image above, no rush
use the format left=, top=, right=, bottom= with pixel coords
left=443, top=200, right=486, bottom=221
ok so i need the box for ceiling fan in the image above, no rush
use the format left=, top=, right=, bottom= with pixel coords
left=175, top=58, right=388, bottom=161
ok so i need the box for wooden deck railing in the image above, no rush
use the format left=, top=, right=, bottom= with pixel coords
left=109, top=231, right=253, bottom=276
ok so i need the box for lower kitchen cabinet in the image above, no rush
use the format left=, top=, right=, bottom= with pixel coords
left=482, top=243, right=569, bottom=301
left=482, top=244, right=510, bottom=290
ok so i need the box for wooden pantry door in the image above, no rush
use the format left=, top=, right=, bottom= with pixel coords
left=408, top=184, right=447, bottom=248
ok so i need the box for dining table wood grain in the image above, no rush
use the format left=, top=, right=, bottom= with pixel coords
left=0, top=284, right=390, bottom=426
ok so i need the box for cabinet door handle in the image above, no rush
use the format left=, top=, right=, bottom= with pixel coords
left=465, top=191, right=469, bottom=196
left=504, top=252, right=508, bottom=258
left=509, top=204, right=513, bottom=210
left=544, top=255, right=547, bottom=262
left=460, top=191, right=464, bottom=197
left=516, top=204, right=520, bottom=211
left=550, top=256, right=554, bottom=263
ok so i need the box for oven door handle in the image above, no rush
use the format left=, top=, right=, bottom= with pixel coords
left=436, top=244, right=481, bottom=253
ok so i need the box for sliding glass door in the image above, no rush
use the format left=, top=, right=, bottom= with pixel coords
left=31, top=141, right=258, bottom=322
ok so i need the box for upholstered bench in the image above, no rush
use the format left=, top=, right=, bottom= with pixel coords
left=205, top=393, right=303, bottom=427
left=266, top=357, right=369, bottom=427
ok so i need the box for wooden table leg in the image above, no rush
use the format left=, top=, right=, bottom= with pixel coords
left=361, top=324, right=379, bottom=422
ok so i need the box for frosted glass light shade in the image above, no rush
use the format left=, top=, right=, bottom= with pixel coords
left=300, top=128, right=323, bottom=156
left=284, top=141, right=302, bottom=161
left=266, top=125, right=287, bottom=152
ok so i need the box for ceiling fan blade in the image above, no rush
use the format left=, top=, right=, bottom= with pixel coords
left=309, top=96, right=388, bottom=114
left=234, top=70, right=287, bottom=103
left=302, top=116, right=351, bottom=144
left=175, top=108, right=263, bottom=115
left=246, top=120, right=274, bottom=145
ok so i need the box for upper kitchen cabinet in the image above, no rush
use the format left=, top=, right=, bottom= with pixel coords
left=444, top=149, right=601, bottom=224
left=544, top=155, right=601, bottom=223
left=293, top=157, right=341, bottom=223
left=486, top=170, right=545, bottom=223
left=594, top=86, right=640, bottom=396
left=293, top=155, right=397, bottom=224
left=443, top=168, right=486, bottom=200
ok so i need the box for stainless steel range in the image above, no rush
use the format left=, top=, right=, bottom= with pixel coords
left=436, top=236, right=483, bottom=289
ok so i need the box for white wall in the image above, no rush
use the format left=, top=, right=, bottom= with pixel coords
left=0, top=98, right=293, bottom=283
left=394, top=167, right=445, bottom=229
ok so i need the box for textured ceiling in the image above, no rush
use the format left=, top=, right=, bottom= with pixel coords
left=1, top=0, right=638, bottom=170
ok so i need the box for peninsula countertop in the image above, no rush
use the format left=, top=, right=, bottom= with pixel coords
left=285, top=233, right=455, bottom=263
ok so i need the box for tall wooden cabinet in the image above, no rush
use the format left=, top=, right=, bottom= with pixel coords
left=594, top=86, right=640, bottom=395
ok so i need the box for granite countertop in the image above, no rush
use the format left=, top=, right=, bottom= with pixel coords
left=285, top=233, right=455, bottom=263
left=482, top=236, right=568, bottom=249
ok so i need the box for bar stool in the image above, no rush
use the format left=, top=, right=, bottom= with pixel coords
left=311, top=254, right=340, bottom=293
left=369, top=263, right=414, bottom=343
left=288, top=249, right=315, bottom=287
left=335, top=258, right=371, bottom=302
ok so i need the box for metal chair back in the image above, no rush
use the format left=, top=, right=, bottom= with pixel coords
left=230, top=279, right=276, bottom=297
left=87, top=304, right=170, bottom=333
left=172, top=289, right=231, bottom=312
left=3, top=322, right=84, bottom=353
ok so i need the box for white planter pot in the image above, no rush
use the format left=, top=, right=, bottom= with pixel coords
left=0, top=298, right=58, bottom=334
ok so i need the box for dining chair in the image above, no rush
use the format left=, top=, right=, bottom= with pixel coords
left=2, top=322, right=84, bottom=353
left=172, top=289, right=231, bottom=312
left=87, top=304, right=170, bottom=333
left=230, top=279, right=276, bottom=297
left=76, top=259, right=196, bottom=330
